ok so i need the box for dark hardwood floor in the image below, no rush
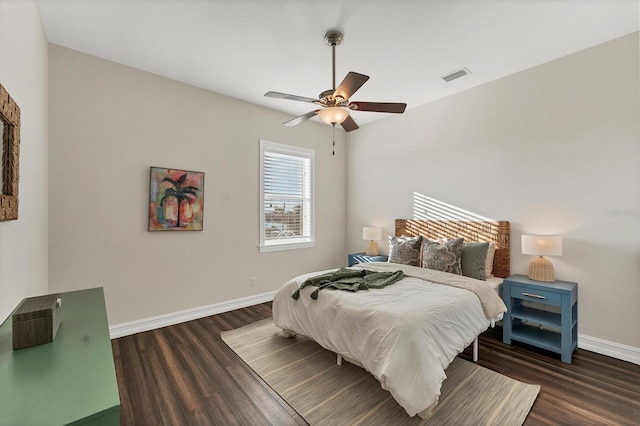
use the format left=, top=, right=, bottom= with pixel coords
left=112, top=302, right=640, bottom=425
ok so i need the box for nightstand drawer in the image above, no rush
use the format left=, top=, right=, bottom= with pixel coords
left=510, top=285, right=561, bottom=305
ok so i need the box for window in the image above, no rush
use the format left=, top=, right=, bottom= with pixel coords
left=259, top=140, right=315, bottom=252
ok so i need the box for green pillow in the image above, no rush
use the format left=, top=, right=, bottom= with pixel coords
left=461, top=242, right=489, bottom=281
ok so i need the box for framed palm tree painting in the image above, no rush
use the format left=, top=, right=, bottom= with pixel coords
left=149, top=167, right=204, bottom=231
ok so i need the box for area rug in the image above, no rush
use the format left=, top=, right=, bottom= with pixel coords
left=221, top=319, right=540, bottom=425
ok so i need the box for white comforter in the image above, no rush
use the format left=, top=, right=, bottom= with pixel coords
left=272, top=263, right=502, bottom=418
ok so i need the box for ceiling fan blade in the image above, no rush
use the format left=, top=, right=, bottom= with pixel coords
left=334, top=72, right=370, bottom=100
left=265, top=91, right=319, bottom=104
left=349, top=101, right=407, bottom=114
left=340, top=114, right=359, bottom=132
left=283, top=110, right=320, bottom=127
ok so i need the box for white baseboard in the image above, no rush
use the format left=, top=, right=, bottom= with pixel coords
left=579, top=334, right=640, bottom=365
left=110, top=292, right=640, bottom=365
left=109, top=291, right=277, bottom=339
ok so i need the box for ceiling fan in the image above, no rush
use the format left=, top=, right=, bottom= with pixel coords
left=265, top=30, right=407, bottom=132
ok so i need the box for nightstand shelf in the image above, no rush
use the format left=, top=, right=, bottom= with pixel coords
left=511, top=324, right=562, bottom=353
left=348, top=253, right=388, bottom=267
left=511, top=306, right=563, bottom=328
left=502, top=274, right=578, bottom=364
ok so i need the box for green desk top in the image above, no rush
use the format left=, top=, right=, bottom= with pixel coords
left=0, top=288, right=120, bottom=425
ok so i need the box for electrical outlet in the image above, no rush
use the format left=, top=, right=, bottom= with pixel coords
left=250, top=277, right=256, bottom=287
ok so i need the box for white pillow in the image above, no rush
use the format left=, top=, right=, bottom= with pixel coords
left=485, top=242, right=496, bottom=278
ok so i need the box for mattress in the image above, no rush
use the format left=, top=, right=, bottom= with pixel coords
left=272, top=263, right=506, bottom=418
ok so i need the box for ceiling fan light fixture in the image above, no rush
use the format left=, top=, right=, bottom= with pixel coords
left=318, top=107, right=349, bottom=125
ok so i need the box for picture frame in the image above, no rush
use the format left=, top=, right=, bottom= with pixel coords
left=148, top=167, right=204, bottom=231
left=0, top=84, right=21, bottom=222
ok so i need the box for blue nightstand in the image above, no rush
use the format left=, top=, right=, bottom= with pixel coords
left=502, top=274, right=578, bottom=363
left=348, top=252, right=388, bottom=267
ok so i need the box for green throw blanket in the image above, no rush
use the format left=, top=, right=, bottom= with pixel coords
left=292, top=267, right=404, bottom=300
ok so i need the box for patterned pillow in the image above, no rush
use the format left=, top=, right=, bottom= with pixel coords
left=461, top=242, right=489, bottom=281
left=421, top=238, right=464, bottom=275
left=388, top=236, right=422, bottom=266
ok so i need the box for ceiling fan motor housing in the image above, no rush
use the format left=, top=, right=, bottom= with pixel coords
left=318, top=89, right=346, bottom=107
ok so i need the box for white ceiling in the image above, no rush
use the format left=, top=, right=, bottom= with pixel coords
left=36, top=0, right=639, bottom=127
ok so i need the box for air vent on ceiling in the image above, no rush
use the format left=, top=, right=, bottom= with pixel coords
left=441, top=67, right=471, bottom=83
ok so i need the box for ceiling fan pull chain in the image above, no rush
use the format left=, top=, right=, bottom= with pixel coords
left=332, top=123, right=336, bottom=156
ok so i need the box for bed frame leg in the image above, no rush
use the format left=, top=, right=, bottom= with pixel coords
left=473, top=337, right=479, bottom=362
left=337, top=354, right=342, bottom=366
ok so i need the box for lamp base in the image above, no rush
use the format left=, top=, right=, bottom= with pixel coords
left=366, top=240, right=379, bottom=256
left=528, top=256, right=555, bottom=282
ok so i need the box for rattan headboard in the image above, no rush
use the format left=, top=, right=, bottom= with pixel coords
left=395, top=219, right=511, bottom=278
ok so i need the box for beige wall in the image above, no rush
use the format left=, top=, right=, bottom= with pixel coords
left=48, top=44, right=346, bottom=325
left=346, top=33, right=639, bottom=350
left=5, top=7, right=637, bottom=360
left=0, top=0, right=49, bottom=324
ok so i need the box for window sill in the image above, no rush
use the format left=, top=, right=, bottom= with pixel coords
left=258, top=240, right=315, bottom=253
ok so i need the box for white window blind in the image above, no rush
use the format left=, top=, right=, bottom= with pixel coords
left=259, top=140, right=314, bottom=252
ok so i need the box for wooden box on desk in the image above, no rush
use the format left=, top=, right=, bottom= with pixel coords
left=12, top=294, right=62, bottom=350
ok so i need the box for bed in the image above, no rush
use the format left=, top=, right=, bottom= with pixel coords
left=272, top=219, right=510, bottom=419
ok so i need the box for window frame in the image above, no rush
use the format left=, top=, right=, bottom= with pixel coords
left=259, top=140, right=315, bottom=252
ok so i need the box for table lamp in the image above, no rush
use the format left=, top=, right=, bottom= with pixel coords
left=521, top=235, right=562, bottom=282
left=362, top=227, right=382, bottom=256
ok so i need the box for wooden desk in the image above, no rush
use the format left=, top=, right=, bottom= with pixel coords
left=0, top=288, right=120, bottom=425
